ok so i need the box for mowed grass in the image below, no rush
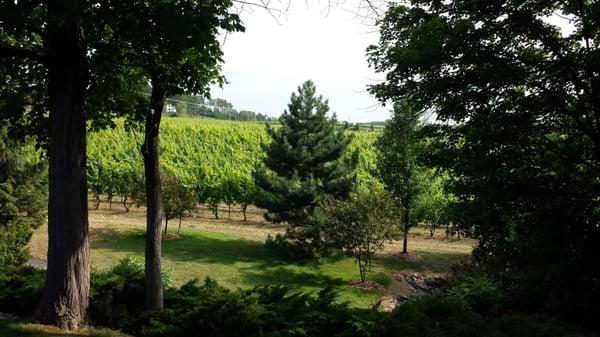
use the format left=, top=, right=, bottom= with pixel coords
left=29, top=199, right=473, bottom=308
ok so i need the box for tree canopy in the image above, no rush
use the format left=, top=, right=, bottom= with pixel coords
left=368, top=0, right=600, bottom=323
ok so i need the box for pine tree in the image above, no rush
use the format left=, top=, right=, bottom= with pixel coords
left=255, top=80, right=356, bottom=257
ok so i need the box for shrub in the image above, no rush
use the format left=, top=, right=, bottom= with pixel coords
left=317, top=189, right=398, bottom=283
left=137, top=279, right=384, bottom=337
left=89, top=257, right=172, bottom=329
left=0, top=266, right=45, bottom=316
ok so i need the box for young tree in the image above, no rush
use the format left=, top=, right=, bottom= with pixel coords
left=103, top=0, right=243, bottom=310
left=254, top=80, right=356, bottom=256
left=161, top=173, right=196, bottom=235
left=375, top=101, right=424, bottom=254
left=318, top=189, right=398, bottom=283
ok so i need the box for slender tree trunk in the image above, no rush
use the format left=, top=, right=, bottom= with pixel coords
left=402, top=208, right=409, bottom=254
left=141, top=82, right=165, bottom=311
left=94, top=194, right=100, bottom=210
left=35, top=1, right=90, bottom=329
left=164, top=218, right=168, bottom=235
left=123, top=195, right=129, bottom=212
left=242, top=205, right=247, bottom=221
left=108, top=194, right=112, bottom=210
left=228, top=204, right=231, bottom=219
left=177, top=216, right=182, bottom=234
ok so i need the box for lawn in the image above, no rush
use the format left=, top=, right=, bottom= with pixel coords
left=0, top=317, right=128, bottom=337
left=29, top=200, right=473, bottom=308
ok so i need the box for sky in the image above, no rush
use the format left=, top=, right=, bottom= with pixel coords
left=210, top=1, right=390, bottom=123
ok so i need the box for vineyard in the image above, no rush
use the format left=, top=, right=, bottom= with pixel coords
left=87, top=117, right=381, bottom=218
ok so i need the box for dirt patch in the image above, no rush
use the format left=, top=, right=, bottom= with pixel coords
left=391, top=252, right=423, bottom=262
left=27, top=258, right=47, bottom=270
left=162, top=233, right=182, bottom=241
left=350, top=280, right=387, bottom=292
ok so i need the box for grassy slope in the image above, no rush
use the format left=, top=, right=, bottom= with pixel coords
left=29, top=201, right=473, bottom=308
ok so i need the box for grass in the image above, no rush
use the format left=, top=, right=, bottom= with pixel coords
left=0, top=319, right=129, bottom=337
left=29, top=199, right=474, bottom=308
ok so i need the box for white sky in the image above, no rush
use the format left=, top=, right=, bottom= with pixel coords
left=210, top=1, right=390, bottom=123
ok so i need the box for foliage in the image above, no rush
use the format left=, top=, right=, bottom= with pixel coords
left=0, top=259, right=587, bottom=337
left=87, top=118, right=379, bottom=220
left=0, top=266, right=45, bottom=317
left=90, top=257, right=172, bottom=329
left=0, top=129, right=46, bottom=269
left=317, top=189, right=398, bottom=283
left=160, top=93, right=276, bottom=122
left=375, top=101, right=425, bottom=254
left=254, top=81, right=357, bottom=257
left=136, top=279, right=384, bottom=337
left=368, top=0, right=600, bottom=325
left=160, top=172, right=196, bottom=234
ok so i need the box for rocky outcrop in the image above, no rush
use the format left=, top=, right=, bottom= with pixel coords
left=380, top=273, right=447, bottom=311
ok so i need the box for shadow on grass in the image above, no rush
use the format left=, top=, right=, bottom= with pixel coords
left=90, top=227, right=469, bottom=292
left=373, top=250, right=470, bottom=274
left=0, top=321, right=122, bottom=337
left=91, top=227, right=303, bottom=266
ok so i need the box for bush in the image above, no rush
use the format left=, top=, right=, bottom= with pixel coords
left=0, top=266, right=45, bottom=316
left=137, top=279, right=384, bottom=337
left=89, top=257, right=172, bottom=329
left=448, top=276, right=506, bottom=317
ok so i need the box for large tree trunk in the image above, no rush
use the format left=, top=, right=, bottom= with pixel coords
left=35, top=1, right=90, bottom=330
left=141, top=83, right=165, bottom=311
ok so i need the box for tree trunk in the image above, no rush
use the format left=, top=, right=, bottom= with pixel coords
left=242, top=205, right=247, bottom=221
left=228, top=204, right=231, bottom=219
left=177, top=216, right=182, bottom=234
left=164, top=218, right=168, bottom=235
left=123, top=195, right=129, bottom=212
left=35, top=1, right=90, bottom=329
left=141, top=83, right=165, bottom=311
left=402, top=208, right=409, bottom=254
left=108, top=194, right=112, bottom=210
left=94, top=194, right=100, bottom=210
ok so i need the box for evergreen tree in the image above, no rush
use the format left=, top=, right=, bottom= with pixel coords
left=0, top=128, right=46, bottom=270
left=255, top=80, right=356, bottom=256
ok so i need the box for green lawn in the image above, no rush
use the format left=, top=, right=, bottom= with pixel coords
left=30, top=203, right=473, bottom=308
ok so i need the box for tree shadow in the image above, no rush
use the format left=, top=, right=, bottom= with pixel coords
left=91, top=227, right=291, bottom=266
left=238, top=264, right=346, bottom=289
left=372, top=250, right=470, bottom=274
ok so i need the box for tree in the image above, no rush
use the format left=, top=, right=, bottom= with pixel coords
left=368, top=0, right=600, bottom=324
left=375, top=101, right=424, bottom=254
left=1, top=2, right=92, bottom=328
left=103, top=0, right=243, bottom=310
left=0, top=128, right=47, bottom=270
left=254, top=80, right=356, bottom=256
left=161, top=173, right=196, bottom=235
left=318, top=189, right=397, bottom=283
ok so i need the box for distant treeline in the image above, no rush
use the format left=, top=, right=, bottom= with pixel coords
left=165, top=94, right=277, bottom=122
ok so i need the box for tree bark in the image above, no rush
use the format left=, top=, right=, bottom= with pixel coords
left=402, top=208, right=409, bottom=254
left=141, top=82, right=165, bottom=311
left=35, top=1, right=90, bottom=329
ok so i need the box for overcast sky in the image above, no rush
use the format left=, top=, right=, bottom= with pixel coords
left=210, top=1, right=389, bottom=123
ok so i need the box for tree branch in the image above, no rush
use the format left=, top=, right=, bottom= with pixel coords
left=0, top=44, right=46, bottom=63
